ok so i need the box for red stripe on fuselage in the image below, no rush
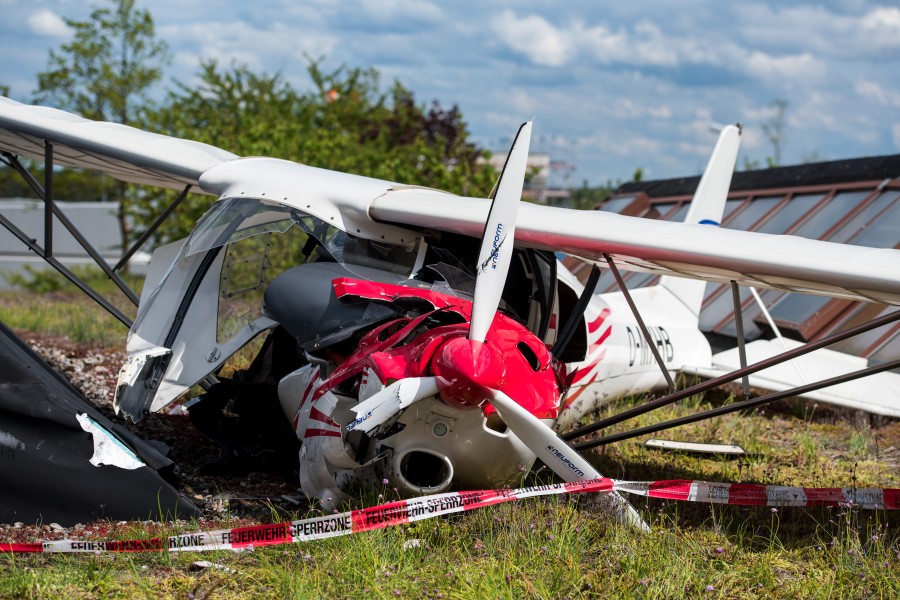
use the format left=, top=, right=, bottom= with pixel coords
left=588, top=308, right=611, bottom=334
left=309, top=406, right=337, bottom=426
left=304, top=428, right=341, bottom=439
left=299, top=368, right=320, bottom=409
left=594, top=324, right=612, bottom=347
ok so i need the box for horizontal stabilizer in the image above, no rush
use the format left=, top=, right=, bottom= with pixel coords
left=683, top=339, right=900, bottom=417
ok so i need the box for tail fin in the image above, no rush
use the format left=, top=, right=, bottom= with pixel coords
left=659, top=124, right=742, bottom=322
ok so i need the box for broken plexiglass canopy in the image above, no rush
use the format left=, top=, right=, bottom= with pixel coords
left=130, top=197, right=422, bottom=344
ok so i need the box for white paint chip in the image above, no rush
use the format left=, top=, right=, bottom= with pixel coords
left=76, top=413, right=145, bottom=470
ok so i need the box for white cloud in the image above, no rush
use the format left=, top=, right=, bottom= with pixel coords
left=859, top=7, right=900, bottom=50
left=606, top=98, right=672, bottom=120
left=161, top=21, right=337, bottom=74
left=648, top=104, right=672, bottom=118
left=507, top=88, right=538, bottom=115
left=780, top=93, right=834, bottom=130
left=581, top=20, right=681, bottom=67
left=490, top=8, right=827, bottom=88
left=735, top=4, right=900, bottom=59
left=492, top=14, right=688, bottom=68
left=739, top=126, right=764, bottom=150
left=28, top=9, right=69, bottom=37
left=855, top=80, right=900, bottom=107
left=862, top=7, right=900, bottom=32
left=9, top=0, right=900, bottom=185
left=491, top=11, right=575, bottom=67
left=359, top=0, right=443, bottom=25
left=742, top=51, right=826, bottom=83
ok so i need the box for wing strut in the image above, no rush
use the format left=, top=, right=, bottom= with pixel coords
left=44, top=141, right=53, bottom=256
left=2, top=147, right=140, bottom=310
left=552, top=264, right=601, bottom=359
left=603, top=253, right=676, bottom=393
left=730, top=281, right=751, bottom=398
left=114, top=184, right=191, bottom=272
left=0, top=210, right=132, bottom=327
left=563, top=308, right=900, bottom=441
left=574, top=357, right=900, bottom=449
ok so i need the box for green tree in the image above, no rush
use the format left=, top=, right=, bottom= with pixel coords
left=141, top=59, right=497, bottom=242
left=34, top=0, right=169, bottom=124
left=33, top=0, right=170, bottom=254
left=568, top=179, right=615, bottom=210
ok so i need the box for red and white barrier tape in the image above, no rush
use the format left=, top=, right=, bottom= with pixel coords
left=3, top=478, right=897, bottom=554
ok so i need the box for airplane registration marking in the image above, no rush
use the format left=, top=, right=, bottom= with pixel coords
left=627, top=325, right=674, bottom=367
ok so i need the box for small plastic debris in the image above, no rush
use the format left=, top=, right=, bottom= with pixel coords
left=645, top=439, right=746, bottom=456
left=190, top=561, right=237, bottom=574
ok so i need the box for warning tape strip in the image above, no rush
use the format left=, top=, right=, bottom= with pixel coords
left=2, top=478, right=897, bottom=554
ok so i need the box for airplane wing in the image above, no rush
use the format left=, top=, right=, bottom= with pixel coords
left=0, top=96, right=237, bottom=192
left=3, top=96, right=897, bottom=306
left=682, top=338, right=900, bottom=417
left=369, top=189, right=900, bottom=306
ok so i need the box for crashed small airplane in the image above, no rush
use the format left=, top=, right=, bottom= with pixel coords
left=0, top=96, right=898, bottom=528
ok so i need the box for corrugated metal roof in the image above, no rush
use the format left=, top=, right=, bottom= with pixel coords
left=617, top=154, right=900, bottom=198
left=571, top=156, right=900, bottom=365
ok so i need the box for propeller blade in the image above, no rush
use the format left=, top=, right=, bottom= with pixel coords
left=469, top=121, right=533, bottom=344
left=347, top=377, right=439, bottom=435
left=488, top=389, right=648, bottom=530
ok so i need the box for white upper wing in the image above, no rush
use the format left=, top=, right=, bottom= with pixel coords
left=369, top=189, right=900, bottom=306
left=3, top=96, right=898, bottom=306
left=0, top=97, right=237, bottom=192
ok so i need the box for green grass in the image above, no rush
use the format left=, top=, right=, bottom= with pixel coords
left=0, top=266, right=140, bottom=346
left=1, top=292, right=899, bottom=598
left=3, top=392, right=898, bottom=599
left=2, top=492, right=898, bottom=598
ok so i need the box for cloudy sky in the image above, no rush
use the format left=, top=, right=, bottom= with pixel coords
left=2, top=0, right=900, bottom=186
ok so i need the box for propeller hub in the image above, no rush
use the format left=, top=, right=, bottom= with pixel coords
left=432, top=337, right=504, bottom=409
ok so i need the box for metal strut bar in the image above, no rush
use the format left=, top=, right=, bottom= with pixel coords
left=603, top=253, right=675, bottom=392
left=3, top=149, right=140, bottom=306
left=731, top=281, right=751, bottom=398
left=114, top=184, right=191, bottom=272
left=44, top=142, right=53, bottom=257
left=563, top=307, right=900, bottom=441
left=0, top=212, right=132, bottom=328
left=552, top=264, right=600, bottom=359
left=574, top=358, right=900, bottom=449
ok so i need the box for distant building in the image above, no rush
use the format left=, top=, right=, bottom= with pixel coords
left=0, top=198, right=149, bottom=288
left=565, top=154, right=900, bottom=365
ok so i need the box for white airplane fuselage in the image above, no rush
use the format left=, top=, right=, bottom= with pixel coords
left=556, top=270, right=712, bottom=430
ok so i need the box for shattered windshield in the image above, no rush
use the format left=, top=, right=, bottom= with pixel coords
left=130, top=197, right=421, bottom=346
left=182, top=198, right=295, bottom=257
left=182, top=197, right=419, bottom=276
